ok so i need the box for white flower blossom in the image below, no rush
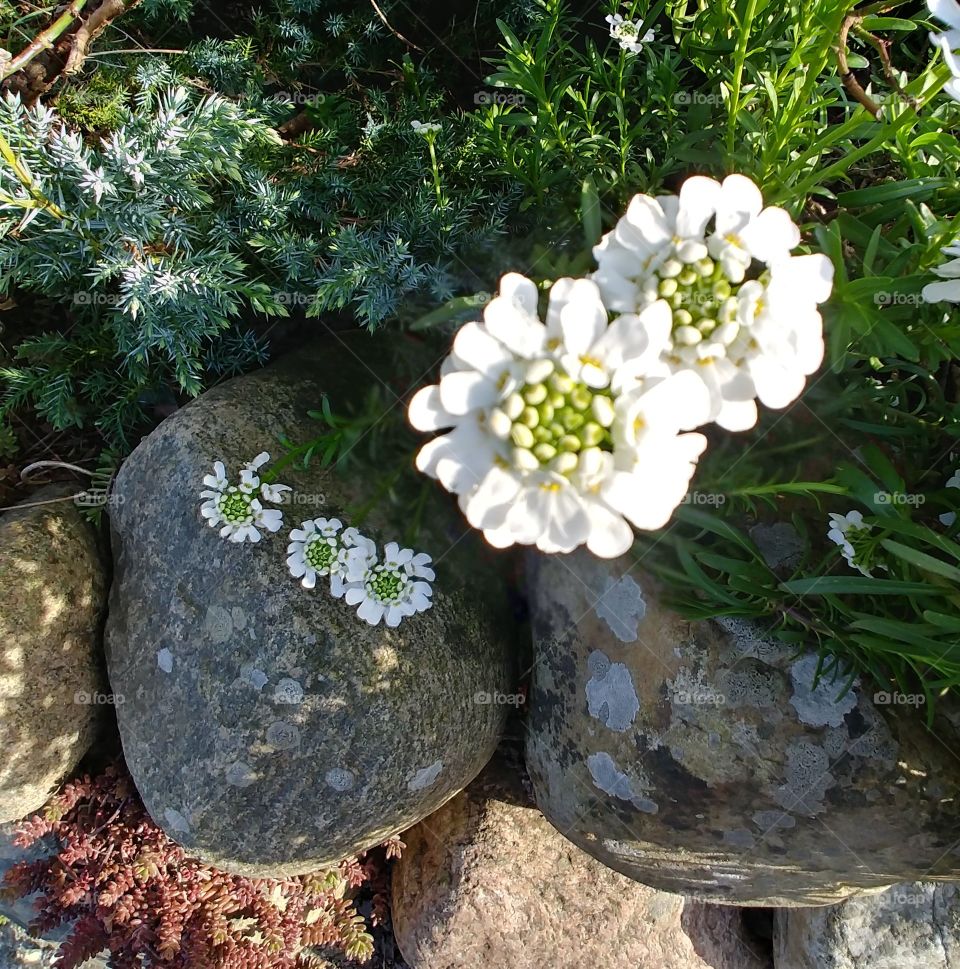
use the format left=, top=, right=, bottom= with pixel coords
left=928, top=0, right=960, bottom=102
left=939, top=468, right=960, bottom=526
left=411, top=120, right=441, bottom=135
left=606, top=14, right=654, bottom=54
left=286, top=518, right=376, bottom=593
left=922, top=244, right=960, bottom=303
left=827, top=510, right=885, bottom=577
left=199, top=454, right=291, bottom=543
left=344, top=542, right=435, bottom=627
left=408, top=272, right=708, bottom=558
left=592, top=174, right=834, bottom=431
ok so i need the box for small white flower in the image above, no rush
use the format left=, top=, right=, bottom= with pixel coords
left=606, top=14, right=655, bottom=54
left=344, top=542, right=435, bottom=627
left=286, top=518, right=374, bottom=593
left=939, top=468, right=960, bottom=526
left=411, top=120, right=441, bottom=135
left=922, top=244, right=960, bottom=303
left=927, top=0, right=960, bottom=102
left=827, top=510, right=885, bottom=577
left=408, top=272, right=708, bottom=558
left=199, top=454, right=290, bottom=543
left=592, top=174, right=834, bottom=431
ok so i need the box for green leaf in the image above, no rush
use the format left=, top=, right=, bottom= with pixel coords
left=580, top=176, right=602, bottom=248
left=880, top=539, right=960, bottom=582
left=780, top=577, right=936, bottom=595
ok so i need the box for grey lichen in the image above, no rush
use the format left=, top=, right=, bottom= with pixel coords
left=594, top=574, right=646, bottom=642
left=587, top=751, right=658, bottom=813
left=407, top=760, right=444, bottom=792
left=586, top=650, right=640, bottom=732
left=789, top=654, right=857, bottom=727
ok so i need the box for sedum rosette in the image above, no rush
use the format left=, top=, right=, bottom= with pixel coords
left=408, top=273, right=709, bottom=558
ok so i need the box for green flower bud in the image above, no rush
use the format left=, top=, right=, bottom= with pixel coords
left=558, top=434, right=582, bottom=453
left=580, top=422, right=606, bottom=448
left=591, top=395, right=615, bottom=428
left=674, top=309, right=693, bottom=327
left=658, top=277, right=678, bottom=298
left=511, top=423, right=535, bottom=449
left=533, top=442, right=557, bottom=462
left=552, top=452, right=579, bottom=475
left=549, top=372, right=575, bottom=394
left=569, top=386, right=592, bottom=411
left=521, top=405, right=540, bottom=428
left=503, top=393, right=524, bottom=420
left=523, top=382, right=548, bottom=405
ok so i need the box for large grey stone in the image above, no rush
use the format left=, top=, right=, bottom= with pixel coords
left=392, top=753, right=770, bottom=969
left=0, top=486, right=107, bottom=821
left=105, top=337, right=515, bottom=876
left=525, top=549, right=960, bottom=906
left=774, top=882, right=960, bottom=968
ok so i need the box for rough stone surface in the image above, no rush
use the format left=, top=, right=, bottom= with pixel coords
left=391, top=752, right=771, bottom=969
left=525, top=549, right=960, bottom=906
left=774, top=882, right=960, bottom=969
left=105, top=337, right=515, bottom=876
left=0, top=486, right=107, bottom=822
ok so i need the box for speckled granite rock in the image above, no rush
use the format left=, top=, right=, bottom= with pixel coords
left=525, top=549, right=960, bottom=906
left=391, top=754, right=770, bottom=969
left=105, top=337, right=514, bottom=877
left=0, top=486, right=107, bottom=822
left=774, top=882, right=960, bottom=968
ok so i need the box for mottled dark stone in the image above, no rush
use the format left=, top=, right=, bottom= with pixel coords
left=0, top=486, right=107, bottom=821
left=105, top=337, right=514, bottom=876
left=525, top=549, right=960, bottom=906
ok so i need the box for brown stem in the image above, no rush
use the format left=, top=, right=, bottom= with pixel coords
left=64, top=0, right=142, bottom=75
left=368, top=0, right=422, bottom=52
left=836, top=2, right=918, bottom=118
left=1, top=0, right=89, bottom=80
left=278, top=110, right=315, bottom=139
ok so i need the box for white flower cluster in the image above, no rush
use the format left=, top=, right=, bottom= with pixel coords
left=408, top=174, right=834, bottom=558
left=827, top=511, right=885, bottom=577
left=199, top=454, right=434, bottom=626
left=200, top=452, right=291, bottom=542
left=922, top=244, right=960, bottom=303
left=605, top=14, right=655, bottom=55
left=287, top=518, right=434, bottom=627
left=928, top=0, right=960, bottom=102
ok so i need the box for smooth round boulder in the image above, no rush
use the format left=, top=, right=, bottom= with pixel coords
left=0, top=485, right=107, bottom=821
left=525, top=549, right=960, bottom=906
left=105, top=336, right=515, bottom=876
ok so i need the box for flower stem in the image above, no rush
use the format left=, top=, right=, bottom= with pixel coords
left=725, top=0, right=758, bottom=157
